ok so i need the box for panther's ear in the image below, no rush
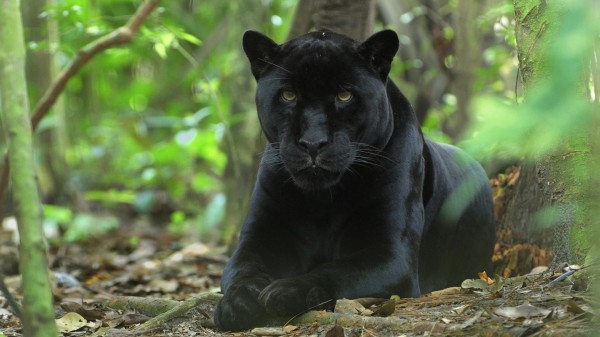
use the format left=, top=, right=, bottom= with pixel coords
left=358, top=30, right=399, bottom=81
left=243, top=30, right=280, bottom=80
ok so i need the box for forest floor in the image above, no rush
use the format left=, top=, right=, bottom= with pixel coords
left=0, top=166, right=597, bottom=336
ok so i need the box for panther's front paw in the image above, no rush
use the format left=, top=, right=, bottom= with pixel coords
left=258, top=278, right=333, bottom=316
left=214, top=281, right=269, bottom=331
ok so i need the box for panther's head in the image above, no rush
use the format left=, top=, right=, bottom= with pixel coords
left=243, top=30, right=399, bottom=191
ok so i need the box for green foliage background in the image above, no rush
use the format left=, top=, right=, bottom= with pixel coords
left=21, top=1, right=297, bottom=239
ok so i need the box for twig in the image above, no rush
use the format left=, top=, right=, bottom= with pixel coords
left=290, top=310, right=412, bottom=331
left=0, top=0, right=161, bottom=216
left=0, top=155, right=8, bottom=214
left=133, top=292, right=222, bottom=332
left=0, top=270, right=22, bottom=319
left=546, top=269, right=577, bottom=286
left=105, top=295, right=181, bottom=317
left=545, top=262, right=597, bottom=286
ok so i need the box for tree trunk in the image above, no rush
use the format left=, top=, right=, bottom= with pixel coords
left=313, top=0, right=376, bottom=40
left=444, top=0, right=483, bottom=139
left=23, top=0, right=69, bottom=202
left=46, top=0, right=69, bottom=203
left=289, top=0, right=316, bottom=38
left=0, top=0, right=57, bottom=336
left=378, top=0, right=452, bottom=125
left=505, top=0, right=597, bottom=267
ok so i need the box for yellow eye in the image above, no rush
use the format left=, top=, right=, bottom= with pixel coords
left=281, top=90, right=297, bottom=101
left=337, top=91, right=353, bottom=102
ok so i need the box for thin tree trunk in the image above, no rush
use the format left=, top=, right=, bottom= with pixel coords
left=23, top=0, right=68, bottom=202
left=47, top=0, right=69, bottom=201
left=445, top=0, right=482, bottom=139
left=289, top=0, right=316, bottom=38
left=0, top=0, right=57, bottom=336
left=378, top=0, right=452, bottom=125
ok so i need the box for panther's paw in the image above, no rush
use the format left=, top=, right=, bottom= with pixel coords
left=258, top=278, right=333, bottom=316
left=214, top=280, right=269, bottom=331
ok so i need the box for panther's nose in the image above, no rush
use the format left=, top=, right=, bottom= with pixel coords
left=299, top=136, right=328, bottom=159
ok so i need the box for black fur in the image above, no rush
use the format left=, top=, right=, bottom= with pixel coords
left=214, top=30, right=495, bottom=331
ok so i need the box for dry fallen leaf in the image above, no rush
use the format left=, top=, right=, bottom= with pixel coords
left=493, top=302, right=551, bottom=319
left=430, top=286, right=461, bottom=296
left=60, top=300, right=104, bottom=320
left=371, top=299, right=396, bottom=317
left=461, top=278, right=489, bottom=291
left=250, top=327, right=285, bottom=336
left=452, top=304, right=470, bottom=315
left=122, top=313, right=150, bottom=326
left=460, top=310, right=483, bottom=329
left=528, top=266, right=548, bottom=275
left=55, top=312, right=88, bottom=333
left=478, top=271, right=495, bottom=284
left=283, top=325, right=298, bottom=333
left=325, top=324, right=345, bottom=337
left=103, top=311, right=125, bottom=328
left=565, top=300, right=592, bottom=315
left=148, top=278, right=179, bottom=293
left=355, top=297, right=387, bottom=307
left=334, top=298, right=367, bottom=315
left=167, top=242, right=210, bottom=263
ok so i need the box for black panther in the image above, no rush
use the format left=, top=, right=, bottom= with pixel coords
left=214, top=29, right=495, bottom=331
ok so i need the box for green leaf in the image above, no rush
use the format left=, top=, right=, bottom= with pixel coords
left=177, top=32, right=202, bottom=45
left=154, top=42, right=167, bottom=59
left=84, top=189, right=137, bottom=204
left=64, top=214, right=119, bottom=242
left=43, top=204, right=73, bottom=224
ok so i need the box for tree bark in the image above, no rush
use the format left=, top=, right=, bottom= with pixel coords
left=0, top=0, right=57, bottom=336
left=313, top=0, right=376, bottom=40
left=444, top=0, right=483, bottom=139
left=378, top=0, right=452, bottom=125
left=289, top=0, right=316, bottom=38
left=505, top=0, right=597, bottom=267
left=22, top=0, right=69, bottom=202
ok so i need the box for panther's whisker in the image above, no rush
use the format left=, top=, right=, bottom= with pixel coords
left=258, top=58, right=292, bottom=74
left=259, top=77, right=291, bottom=82
left=283, top=298, right=335, bottom=327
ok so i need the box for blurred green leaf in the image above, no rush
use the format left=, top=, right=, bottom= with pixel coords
left=203, top=193, right=226, bottom=230
left=43, top=204, right=73, bottom=225
left=85, top=190, right=137, bottom=204
left=63, top=214, right=119, bottom=242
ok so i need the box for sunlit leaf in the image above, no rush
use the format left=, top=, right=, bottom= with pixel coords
left=177, top=32, right=202, bottom=45
left=153, top=42, right=167, bottom=59
left=43, top=204, right=73, bottom=224
left=56, top=312, right=88, bottom=333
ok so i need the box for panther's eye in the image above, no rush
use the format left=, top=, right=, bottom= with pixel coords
left=336, top=91, right=353, bottom=102
left=281, top=90, right=297, bottom=102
